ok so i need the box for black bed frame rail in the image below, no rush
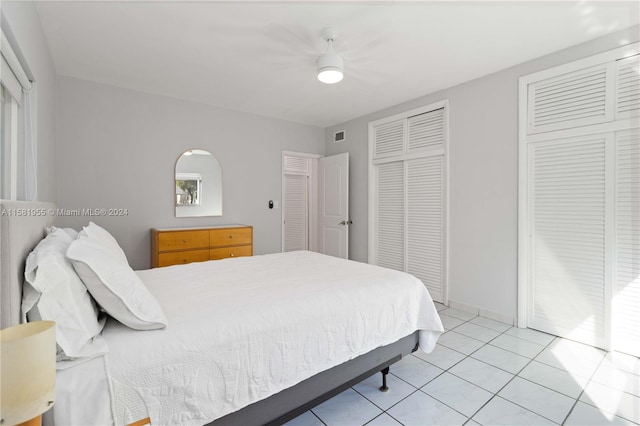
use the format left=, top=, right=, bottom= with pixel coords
left=266, top=354, right=402, bottom=426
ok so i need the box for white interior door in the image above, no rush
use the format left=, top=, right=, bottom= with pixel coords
left=318, top=153, right=349, bottom=258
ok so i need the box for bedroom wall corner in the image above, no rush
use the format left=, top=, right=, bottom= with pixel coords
left=1, top=1, right=57, bottom=203
left=55, top=76, right=325, bottom=270
left=324, top=25, right=640, bottom=322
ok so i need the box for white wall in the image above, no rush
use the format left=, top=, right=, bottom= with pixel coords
left=325, top=26, right=640, bottom=321
left=56, top=76, right=325, bottom=269
left=1, top=1, right=57, bottom=203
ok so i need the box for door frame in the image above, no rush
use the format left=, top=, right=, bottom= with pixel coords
left=282, top=151, right=322, bottom=252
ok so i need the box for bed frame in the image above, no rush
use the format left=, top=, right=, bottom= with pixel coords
left=0, top=200, right=418, bottom=426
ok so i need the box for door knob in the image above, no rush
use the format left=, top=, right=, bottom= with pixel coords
left=339, top=220, right=353, bottom=225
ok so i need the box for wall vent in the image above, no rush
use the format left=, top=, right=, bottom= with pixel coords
left=333, top=130, right=346, bottom=143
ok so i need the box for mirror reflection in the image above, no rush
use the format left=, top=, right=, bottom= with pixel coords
left=175, top=149, right=222, bottom=217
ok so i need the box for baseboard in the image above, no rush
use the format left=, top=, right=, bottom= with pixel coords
left=447, top=299, right=515, bottom=326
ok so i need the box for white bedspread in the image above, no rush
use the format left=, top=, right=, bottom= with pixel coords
left=55, top=251, right=443, bottom=425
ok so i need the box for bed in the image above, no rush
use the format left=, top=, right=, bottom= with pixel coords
left=0, top=200, right=444, bottom=426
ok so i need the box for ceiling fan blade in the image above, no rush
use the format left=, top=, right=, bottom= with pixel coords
left=262, top=22, right=320, bottom=56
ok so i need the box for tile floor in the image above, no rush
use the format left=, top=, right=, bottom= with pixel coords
left=284, top=304, right=640, bottom=426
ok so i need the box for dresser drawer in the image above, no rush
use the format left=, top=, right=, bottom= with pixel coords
left=210, top=245, right=252, bottom=260
left=210, top=227, right=252, bottom=247
left=157, top=249, right=210, bottom=267
left=157, top=230, right=209, bottom=252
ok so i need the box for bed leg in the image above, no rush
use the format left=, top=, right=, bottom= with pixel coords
left=379, top=367, right=390, bottom=392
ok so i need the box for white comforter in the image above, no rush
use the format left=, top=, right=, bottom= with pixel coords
left=54, top=251, right=443, bottom=425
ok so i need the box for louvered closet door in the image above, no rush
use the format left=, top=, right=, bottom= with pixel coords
left=374, top=119, right=405, bottom=159
left=615, top=55, right=640, bottom=119
left=527, top=63, right=613, bottom=134
left=407, top=157, right=444, bottom=302
left=407, top=108, right=444, bottom=153
left=529, top=134, right=609, bottom=347
left=376, top=161, right=405, bottom=271
left=283, top=174, right=308, bottom=252
left=613, top=129, right=640, bottom=356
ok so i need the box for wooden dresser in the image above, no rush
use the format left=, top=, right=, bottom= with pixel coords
left=151, top=225, right=253, bottom=268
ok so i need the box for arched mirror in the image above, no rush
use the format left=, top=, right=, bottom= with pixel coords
left=175, top=149, right=222, bottom=217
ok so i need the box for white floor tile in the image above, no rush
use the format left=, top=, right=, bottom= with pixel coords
left=312, top=388, right=382, bottom=426
left=440, top=308, right=477, bottom=321
left=490, top=334, right=545, bottom=359
left=453, top=322, right=502, bottom=343
left=605, top=352, right=640, bottom=376
left=390, top=354, right=443, bottom=388
left=449, top=357, right=514, bottom=393
left=535, top=347, right=602, bottom=379
left=283, top=410, right=324, bottom=426
left=387, top=391, right=468, bottom=426
left=591, top=363, right=640, bottom=397
left=421, top=372, right=493, bottom=417
left=518, top=360, right=589, bottom=399
left=504, top=328, right=555, bottom=346
left=353, top=371, right=416, bottom=410
left=471, top=344, right=530, bottom=375
left=434, top=302, right=447, bottom=312
left=565, top=401, right=636, bottom=425
left=469, top=316, right=512, bottom=333
left=414, top=344, right=466, bottom=370
left=472, top=396, right=555, bottom=425
left=438, top=331, right=485, bottom=355
left=441, top=314, right=466, bottom=330
left=547, top=338, right=606, bottom=364
left=580, top=380, right=640, bottom=423
left=366, top=412, right=403, bottom=426
left=498, top=377, right=574, bottom=424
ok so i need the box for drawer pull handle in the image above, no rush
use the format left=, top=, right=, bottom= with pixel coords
left=229, top=235, right=233, bottom=239
left=183, top=239, right=188, bottom=243
left=230, top=253, right=235, bottom=257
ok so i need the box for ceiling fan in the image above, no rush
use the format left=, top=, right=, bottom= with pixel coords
left=261, top=23, right=391, bottom=86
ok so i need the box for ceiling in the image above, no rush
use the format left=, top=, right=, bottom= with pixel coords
left=34, top=1, right=639, bottom=128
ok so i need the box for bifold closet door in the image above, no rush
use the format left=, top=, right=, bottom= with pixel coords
left=528, top=133, right=609, bottom=349
left=375, top=161, right=405, bottom=271
left=613, top=129, right=640, bottom=356
left=407, top=156, right=445, bottom=303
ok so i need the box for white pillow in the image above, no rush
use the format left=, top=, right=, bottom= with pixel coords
left=67, top=236, right=168, bottom=330
left=46, top=225, right=79, bottom=240
left=22, top=228, right=108, bottom=360
left=79, top=221, right=128, bottom=263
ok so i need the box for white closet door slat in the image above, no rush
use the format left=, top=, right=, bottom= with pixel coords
left=612, top=129, right=640, bottom=356
left=615, top=55, right=640, bottom=119
left=376, top=161, right=404, bottom=271
left=529, top=135, right=608, bottom=347
left=528, top=63, right=612, bottom=134
left=407, top=108, right=444, bottom=152
left=374, top=119, right=404, bottom=159
left=283, top=174, right=308, bottom=252
left=407, top=157, right=444, bottom=302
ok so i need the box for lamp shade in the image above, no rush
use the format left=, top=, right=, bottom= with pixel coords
left=0, top=321, right=56, bottom=425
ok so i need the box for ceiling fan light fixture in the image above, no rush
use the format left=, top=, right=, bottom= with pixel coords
left=317, top=52, right=344, bottom=84
left=317, top=29, right=344, bottom=84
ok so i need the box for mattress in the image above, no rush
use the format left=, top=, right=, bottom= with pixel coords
left=52, top=251, right=444, bottom=425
